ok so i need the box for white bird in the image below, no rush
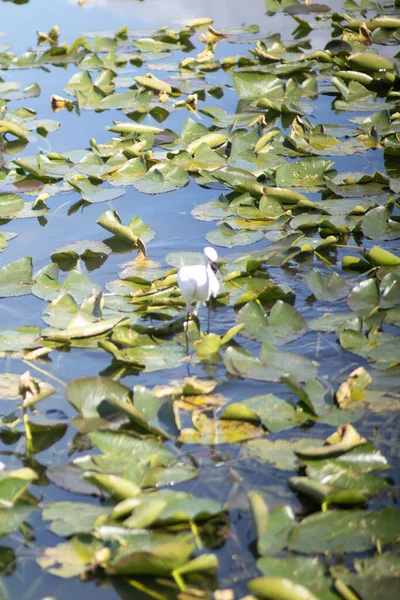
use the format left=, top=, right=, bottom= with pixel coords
left=177, top=246, right=220, bottom=350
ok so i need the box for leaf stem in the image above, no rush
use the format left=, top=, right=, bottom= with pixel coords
left=190, top=519, right=203, bottom=550
left=23, top=409, right=33, bottom=456
left=334, top=579, right=360, bottom=600
left=172, top=570, right=186, bottom=592
left=22, top=360, right=66, bottom=387
left=126, top=579, right=167, bottom=600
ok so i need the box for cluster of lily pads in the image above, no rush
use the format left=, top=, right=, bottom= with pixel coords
left=0, top=0, right=400, bottom=598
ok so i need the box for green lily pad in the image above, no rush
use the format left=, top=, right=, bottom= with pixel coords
left=0, top=326, right=41, bottom=353
left=101, top=339, right=186, bottom=373
left=65, top=376, right=132, bottom=428
left=256, top=556, right=341, bottom=600
left=205, top=167, right=264, bottom=197
left=0, top=192, right=24, bottom=218
left=362, top=207, right=400, bottom=241
left=241, top=438, right=322, bottom=471
left=106, top=540, right=194, bottom=576
left=97, top=210, right=148, bottom=255
left=306, top=462, right=389, bottom=496
left=222, top=393, right=309, bottom=432
left=32, top=267, right=100, bottom=303
left=0, top=257, right=32, bottom=298
left=133, top=163, right=189, bottom=194
left=42, top=502, right=109, bottom=537
left=225, top=342, right=318, bottom=382
left=0, top=501, right=37, bottom=538
left=191, top=196, right=233, bottom=221
left=51, top=240, right=111, bottom=271
left=68, top=178, right=126, bottom=204
left=347, top=278, right=380, bottom=317
left=0, top=231, right=18, bottom=253
left=180, top=412, right=262, bottom=445
left=275, top=157, right=336, bottom=187
left=308, top=312, right=357, bottom=332
left=232, top=72, right=283, bottom=101
left=237, top=300, right=307, bottom=345
left=289, top=508, right=400, bottom=553
left=37, top=536, right=103, bottom=579
left=249, top=493, right=296, bottom=556
left=305, top=270, right=350, bottom=302
left=206, top=222, right=264, bottom=248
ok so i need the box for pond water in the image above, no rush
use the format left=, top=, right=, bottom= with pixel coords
left=1, top=0, right=400, bottom=599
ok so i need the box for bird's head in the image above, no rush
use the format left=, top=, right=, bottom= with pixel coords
left=203, top=246, right=220, bottom=272
left=203, top=246, right=218, bottom=263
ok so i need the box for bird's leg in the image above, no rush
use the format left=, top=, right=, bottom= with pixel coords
left=185, top=309, right=190, bottom=354
left=207, top=301, right=211, bottom=335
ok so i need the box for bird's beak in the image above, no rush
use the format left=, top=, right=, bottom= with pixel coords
left=211, top=262, right=221, bottom=274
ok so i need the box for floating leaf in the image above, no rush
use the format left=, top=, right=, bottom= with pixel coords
left=222, top=393, right=309, bottom=432
left=0, top=257, right=32, bottom=298
left=237, top=300, right=306, bottom=345
left=289, top=508, right=400, bottom=553
left=133, top=163, right=189, bottom=194
left=180, top=412, right=262, bottom=445
left=347, top=279, right=380, bottom=317
left=0, top=193, right=24, bottom=219
left=37, top=536, right=102, bottom=579
left=362, top=207, right=400, bottom=241
left=105, top=541, right=194, bottom=576
left=305, top=270, right=350, bottom=302
left=225, top=342, right=318, bottom=382
left=336, top=367, right=372, bottom=410
left=348, top=52, right=394, bottom=73
left=0, top=501, right=37, bottom=538
left=65, top=376, right=132, bottom=431
left=232, top=72, right=283, bottom=101
left=42, top=502, right=108, bottom=537
left=249, top=495, right=296, bottom=556
left=275, top=158, right=336, bottom=188
left=97, top=210, right=147, bottom=255
left=256, top=557, right=341, bottom=600
left=367, top=246, right=400, bottom=267
left=68, top=178, right=126, bottom=204
left=241, top=438, right=321, bottom=471
left=206, top=222, right=264, bottom=248
left=0, top=326, right=41, bottom=353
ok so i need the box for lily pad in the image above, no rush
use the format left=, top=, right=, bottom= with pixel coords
left=37, top=536, right=102, bottom=579
left=133, top=163, right=189, bottom=194
left=51, top=240, right=111, bottom=271
left=249, top=493, right=296, bottom=556
left=256, top=556, right=340, bottom=600
left=206, top=222, right=264, bottom=248
left=289, top=508, right=400, bottom=553
left=237, top=300, right=307, bottom=345
left=0, top=257, right=32, bottom=298
left=222, top=393, right=309, bottom=432
left=42, top=502, right=109, bottom=537
left=241, top=438, right=322, bottom=471
left=0, top=193, right=24, bottom=218
left=225, top=342, right=318, bottom=382
left=305, top=270, right=350, bottom=302
left=0, top=326, right=41, bottom=353
left=232, top=72, right=283, bottom=101
left=65, top=376, right=132, bottom=429
left=275, top=158, right=336, bottom=187
left=362, top=207, right=400, bottom=241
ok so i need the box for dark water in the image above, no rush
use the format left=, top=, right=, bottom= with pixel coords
left=0, top=1, right=399, bottom=598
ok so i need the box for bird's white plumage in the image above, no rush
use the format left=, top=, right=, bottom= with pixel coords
left=178, top=247, right=220, bottom=349
left=177, top=247, right=220, bottom=308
